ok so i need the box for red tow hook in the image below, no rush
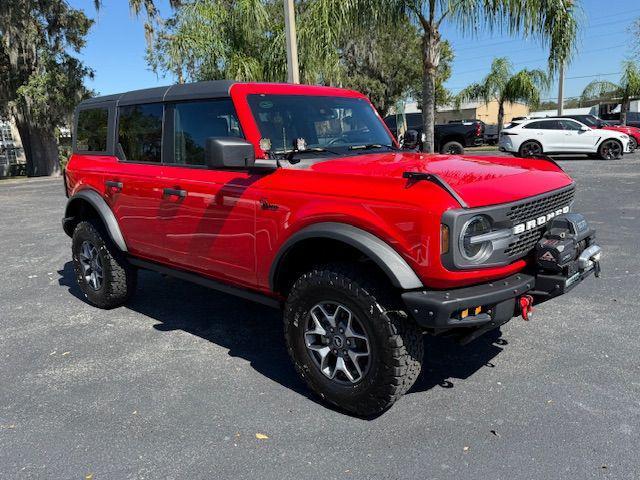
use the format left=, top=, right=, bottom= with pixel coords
left=519, top=295, right=534, bottom=321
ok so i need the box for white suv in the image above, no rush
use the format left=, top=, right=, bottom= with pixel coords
left=499, top=117, right=630, bottom=160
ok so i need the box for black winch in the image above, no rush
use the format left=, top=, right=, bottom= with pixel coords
left=531, top=213, right=602, bottom=300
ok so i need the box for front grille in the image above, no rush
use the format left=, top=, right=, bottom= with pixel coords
left=504, top=186, right=575, bottom=257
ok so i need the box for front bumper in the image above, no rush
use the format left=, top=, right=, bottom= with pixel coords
left=403, top=246, right=600, bottom=330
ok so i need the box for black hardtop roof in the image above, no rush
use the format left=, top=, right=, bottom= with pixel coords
left=78, top=80, right=237, bottom=108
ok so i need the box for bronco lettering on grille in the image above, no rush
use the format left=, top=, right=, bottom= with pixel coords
left=512, top=206, right=570, bottom=234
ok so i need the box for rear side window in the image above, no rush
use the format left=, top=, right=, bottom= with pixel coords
left=524, top=120, right=560, bottom=130
left=76, top=108, right=109, bottom=152
left=384, top=116, right=397, bottom=131
left=407, top=114, right=422, bottom=129
left=169, top=99, right=242, bottom=166
left=117, top=104, right=163, bottom=163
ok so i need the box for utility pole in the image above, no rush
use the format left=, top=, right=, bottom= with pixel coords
left=283, top=0, right=300, bottom=84
left=557, top=63, right=565, bottom=116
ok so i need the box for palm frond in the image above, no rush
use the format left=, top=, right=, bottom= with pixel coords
left=502, top=69, right=546, bottom=108
left=456, top=83, right=489, bottom=107
left=581, top=80, right=620, bottom=102
left=447, top=0, right=579, bottom=73
left=620, top=60, right=640, bottom=100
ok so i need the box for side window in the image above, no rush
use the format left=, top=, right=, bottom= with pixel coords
left=384, top=116, right=397, bottom=131
left=169, top=99, right=242, bottom=166
left=407, top=114, right=422, bottom=129
left=559, top=120, right=582, bottom=131
left=76, top=108, right=109, bottom=152
left=525, top=120, right=559, bottom=130
left=117, top=103, right=163, bottom=163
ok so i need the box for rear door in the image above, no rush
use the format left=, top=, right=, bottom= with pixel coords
left=523, top=120, right=565, bottom=152
left=108, top=103, right=166, bottom=261
left=157, top=98, right=258, bottom=287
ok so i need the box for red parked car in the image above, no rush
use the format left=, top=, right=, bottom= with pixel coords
left=560, top=114, right=640, bottom=151
left=62, top=81, right=602, bottom=415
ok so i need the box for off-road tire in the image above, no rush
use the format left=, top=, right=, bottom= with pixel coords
left=440, top=141, right=464, bottom=155
left=284, top=264, right=423, bottom=416
left=71, top=220, right=137, bottom=309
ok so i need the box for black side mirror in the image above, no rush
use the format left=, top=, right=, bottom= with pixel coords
left=205, top=137, right=255, bottom=169
left=401, top=129, right=420, bottom=150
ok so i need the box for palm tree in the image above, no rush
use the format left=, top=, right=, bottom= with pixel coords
left=320, top=0, right=578, bottom=153
left=114, top=0, right=578, bottom=154
left=93, top=0, right=182, bottom=44
left=581, top=61, right=640, bottom=125
left=456, top=58, right=548, bottom=133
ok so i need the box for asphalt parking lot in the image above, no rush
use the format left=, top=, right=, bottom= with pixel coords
left=1, top=152, right=639, bottom=480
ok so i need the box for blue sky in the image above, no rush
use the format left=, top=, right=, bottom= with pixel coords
left=70, top=0, right=640, bottom=101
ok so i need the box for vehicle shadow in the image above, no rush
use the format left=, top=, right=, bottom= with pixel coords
left=58, top=262, right=507, bottom=414
left=410, top=330, right=506, bottom=393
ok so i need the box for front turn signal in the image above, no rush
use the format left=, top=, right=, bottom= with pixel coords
left=441, top=224, right=450, bottom=254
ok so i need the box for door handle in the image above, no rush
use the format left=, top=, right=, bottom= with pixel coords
left=163, top=187, right=187, bottom=198
left=105, top=180, right=123, bottom=190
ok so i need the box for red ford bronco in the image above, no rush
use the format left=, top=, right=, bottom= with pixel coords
left=63, top=81, right=602, bottom=415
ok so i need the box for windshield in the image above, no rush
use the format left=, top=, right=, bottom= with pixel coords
left=247, top=94, right=394, bottom=152
left=578, top=115, right=600, bottom=128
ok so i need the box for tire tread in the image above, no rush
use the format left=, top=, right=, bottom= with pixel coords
left=284, top=263, right=423, bottom=416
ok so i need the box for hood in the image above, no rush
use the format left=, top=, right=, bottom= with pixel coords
left=601, top=125, right=640, bottom=135
left=593, top=127, right=629, bottom=139
left=308, top=152, right=573, bottom=208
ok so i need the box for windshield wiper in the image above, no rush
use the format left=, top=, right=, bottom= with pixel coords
left=271, top=147, right=340, bottom=164
left=348, top=144, right=395, bottom=151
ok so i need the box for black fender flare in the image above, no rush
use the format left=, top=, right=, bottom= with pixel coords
left=62, top=189, right=128, bottom=252
left=270, top=222, right=424, bottom=290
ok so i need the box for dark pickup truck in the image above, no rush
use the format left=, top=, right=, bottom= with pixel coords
left=384, top=113, right=484, bottom=153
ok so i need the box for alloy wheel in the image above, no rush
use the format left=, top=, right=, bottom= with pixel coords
left=601, top=140, right=622, bottom=160
left=521, top=142, right=542, bottom=157
left=446, top=145, right=463, bottom=154
left=304, top=302, right=371, bottom=384
left=79, top=240, right=103, bottom=291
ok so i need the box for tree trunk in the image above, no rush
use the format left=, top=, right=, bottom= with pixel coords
left=497, top=100, right=505, bottom=134
left=14, top=112, right=60, bottom=177
left=621, top=99, right=630, bottom=126
left=421, top=25, right=441, bottom=153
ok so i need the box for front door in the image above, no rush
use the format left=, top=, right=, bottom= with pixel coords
left=558, top=119, right=598, bottom=152
left=157, top=99, right=258, bottom=287
left=539, top=120, right=568, bottom=152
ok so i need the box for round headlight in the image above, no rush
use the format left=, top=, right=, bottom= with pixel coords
left=459, top=215, right=493, bottom=263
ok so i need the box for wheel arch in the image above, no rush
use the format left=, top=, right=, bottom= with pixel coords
left=438, top=134, right=465, bottom=151
left=270, top=222, right=423, bottom=295
left=63, top=189, right=128, bottom=252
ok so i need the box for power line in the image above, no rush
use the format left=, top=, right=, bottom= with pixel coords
left=454, top=30, right=634, bottom=61
left=447, top=71, right=623, bottom=92
left=452, top=44, right=627, bottom=76
left=566, top=72, right=621, bottom=80
left=452, top=12, right=640, bottom=54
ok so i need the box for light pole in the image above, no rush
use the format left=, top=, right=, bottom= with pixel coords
left=284, top=0, right=300, bottom=84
